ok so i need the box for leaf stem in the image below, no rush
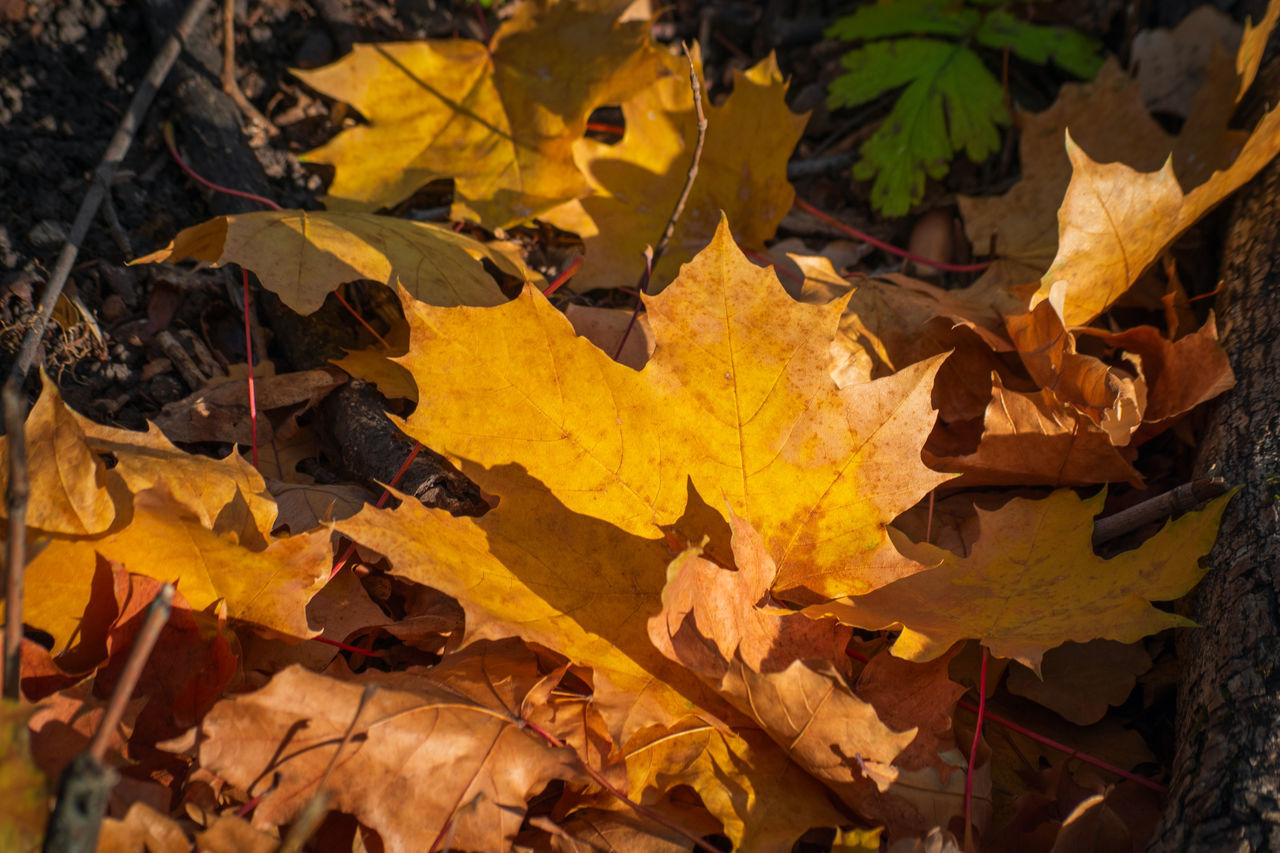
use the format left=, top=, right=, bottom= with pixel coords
left=614, top=42, right=706, bottom=361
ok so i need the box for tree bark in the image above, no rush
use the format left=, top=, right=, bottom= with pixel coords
left=1149, top=66, right=1280, bottom=853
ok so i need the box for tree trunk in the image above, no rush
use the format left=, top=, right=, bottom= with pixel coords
left=1149, top=65, right=1280, bottom=853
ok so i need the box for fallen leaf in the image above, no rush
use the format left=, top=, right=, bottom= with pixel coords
left=135, top=210, right=534, bottom=314
left=924, top=374, right=1144, bottom=488
left=1033, top=104, right=1280, bottom=327
left=649, top=511, right=914, bottom=802
left=96, top=802, right=190, bottom=853
left=197, top=665, right=582, bottom=853
left=544, top=48, right=807, bottom=291
left=0, top=700, right=47, bottom=853
left=1006, top=640, right=1153, bottom=726
left=388, top=219, right=947, bottom=602
left=294, top=0, right=662, bottom=225
left=0, top=373, right=115, bottom=536
left=23, top=487, right=328, bottom=650
left=815, top=488, right=1229, bottom=671
left=151, top=367, right=345, bottom=445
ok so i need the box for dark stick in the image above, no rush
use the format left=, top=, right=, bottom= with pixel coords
left=2, top=381, right=28, bottom=700
left=8, top=0, right=213, bottom=387
left=613, top=42, right=707, bottom=361
left=1091, top=478, right=1229, bottom=549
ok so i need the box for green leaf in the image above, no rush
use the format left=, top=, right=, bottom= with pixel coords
left=826, top=0, right=1104, bottom=215
left=831, top=39, right=1007, bottom=216
left=976, top=9, right=1103, bottom=78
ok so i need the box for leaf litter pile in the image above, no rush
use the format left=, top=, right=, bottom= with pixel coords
left=5, top=0, right=1280, bottom=850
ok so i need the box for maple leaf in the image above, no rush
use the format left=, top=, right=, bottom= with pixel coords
left=649, top=511, right=913, bottom=796
left=135, top=210, right=535, bottom=314
left=196, top=664, right=582, bottom=853
left=23, top=487, right=328, bottom=651
left=384, top=218, right=948, bottom=602
left=0, top=375, right=115, bottom=536
left=293, top=0, right=662, bottom=226
left=816, top=489, right=1231, bottom=672
left=923, top=373, right=1143, bottom=487
left=542, top=49, right=807, bottom=291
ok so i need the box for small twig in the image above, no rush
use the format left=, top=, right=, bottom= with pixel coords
left=614, top=42, right=706, bottom=360
left=785, top=150, right=859, bottom=180
left=87, top=584, right=174, bottom=763
left=277, top=686, right=376, bottom=853
left=794, top=198, right=992, bottom=274
left=2, top=380, right=29, bottom=700
left=100, top=188, right=133, bottom=257
left=541, top=255, right=583, bottom=298
left=1092, top=478, right=1230, bottom=548
left=8, top=0, right=214, bottom=388
left=220, top=0, right=276, bottom=134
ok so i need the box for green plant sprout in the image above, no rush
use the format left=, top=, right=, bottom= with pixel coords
left=826, top=0, right=1103, bottom=216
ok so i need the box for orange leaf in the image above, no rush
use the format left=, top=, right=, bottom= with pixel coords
left=196, top=665, right=581, bottom=853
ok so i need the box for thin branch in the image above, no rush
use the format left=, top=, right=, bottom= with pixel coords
left=220, top=0, right=276, bottom=134
left=8, top=0, right=214, bottom=387
left=1092, top=478, right=1229, bottom=548
left=277, top=686, right=376, bottom=853
left=614, top=42, right=706, bottom=361
left=87, top=584, right=174, bottom=763
left=2, top=380, right=28, bottom=700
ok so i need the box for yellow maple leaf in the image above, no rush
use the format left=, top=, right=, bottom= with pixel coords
left=135, top=210, right=536, bottom=314
left=294, top=0, right=662, bottom=226
left=384, top=218, right=948, bottom=602
left=544, top=48, right=807, bottom=291
left=815, top=488, right=1231, bottom=672
left=2, top=379, right=328, bottom=649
